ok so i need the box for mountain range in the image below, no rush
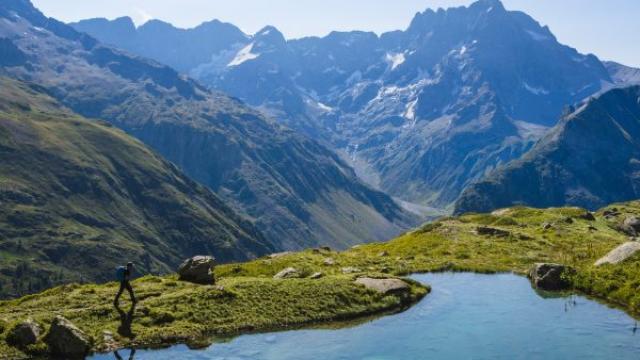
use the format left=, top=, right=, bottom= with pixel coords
left=0, top=0, right=416, bottom=253
left=72, top=0, right=629, bottom=210
left=455, top=85, right=640, bottom=214
left=0, top=76, right=273, bottom=298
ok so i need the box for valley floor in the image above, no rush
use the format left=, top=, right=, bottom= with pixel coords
left=2, top=202, right=640, bottom=358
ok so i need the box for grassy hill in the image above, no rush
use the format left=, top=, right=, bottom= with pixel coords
left=1, top=201, right=639, bottom=358
left=0, top=77, right=273, bottom=298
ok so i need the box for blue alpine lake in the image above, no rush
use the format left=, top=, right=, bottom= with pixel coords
left=90, top=273, right=640, bottom=360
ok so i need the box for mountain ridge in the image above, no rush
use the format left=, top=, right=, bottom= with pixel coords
left=71, top=0, right=618, bottom=209
left=1, top=0, right=416, bottom=251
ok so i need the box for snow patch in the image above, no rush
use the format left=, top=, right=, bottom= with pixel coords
left=526, top=30, right=549, bottom=42
left=227, top=43, right=260, bottom=67
left=385, top=53, right=406, bottom=71
left=487, top=6, right=493, bottom=13
left=523, top=82, right=550, bottom=96
left=459, top=46, right=467, bottom=56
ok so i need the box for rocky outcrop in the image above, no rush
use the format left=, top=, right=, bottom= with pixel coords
left=621, top=216, right=640, bottom=236
left=273, top=267, right=301, bottom=279
left=529, top=263, right=573, bottom=291
left=355, top=277, right=410, bottom=295
left=310, top=272, right=324, bottom=279
left=6, top=319, right=41, bottom=348
left=44, top=316, right=92, bottom=358
left=595, top=242, right=640, bottom=266
left=177, top=256, right=216, bottom=285
left=476, top=226, right=511, bottom=238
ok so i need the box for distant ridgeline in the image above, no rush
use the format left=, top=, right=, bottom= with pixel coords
left=72, top=0, right=639, bottom=211
left=0, top=77, right=275, bottom=298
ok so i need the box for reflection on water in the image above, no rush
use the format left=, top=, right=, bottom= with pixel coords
left=92, top=273, right=640, bottom=360
left=114, top=303, right=136, bottom=339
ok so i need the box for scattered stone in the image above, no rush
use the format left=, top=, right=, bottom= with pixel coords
left=44, top=316, right=92, bottom=358
left=529, top=263, right=573, bottom=291
left=588, top=225, right=598, bottom=232
left=341, top=267, right=361, bottom=274
left=351, top=245, right=362, bottom=249
left=378, top=251, right=389, bottom=257
left=380, top=267, right=391, bottom=273
left=309, top=272, right=324, bottom=279
left=542, top=222, right=553, bottom=230
left=273, top=267, right=300, bottom=279
left=603, top=208, right=620, bottom=218
left=595, top=242, right=640, bottom=266
left=6, top=319, right=41, bottom=348
left=578, top=212, right=596, bottom=221
left=311, top=248, right=321, bottom=254
left=268, top=251, right=293, bottom=259
left=323, top=258, right=335, bottom=266
left=563, top=217, right=574, bottom=224
left=476, top=226, right=511, bottom=237
left=320, top=246, right=332, bottom=252
left=622, top=216, right=640, bottom=236
left=177, top=256, right=216, bottom=285
left=518, top=234, right=534, bottom=241
left=355, top=277, right=410, bottom=295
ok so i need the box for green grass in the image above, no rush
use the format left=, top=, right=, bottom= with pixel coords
left=0, top=273, right=427, bottom=359
left=4, top=202, right=640, bottom=358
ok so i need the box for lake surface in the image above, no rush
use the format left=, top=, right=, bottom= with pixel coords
left=91, top=273, right=640, bottom=360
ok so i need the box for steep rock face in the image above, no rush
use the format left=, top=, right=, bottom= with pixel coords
left=0, top=0, right=415, bottom=250
left=455, top=86, right=640, bottom=214
left=71, top=0, right=614, bottom=208
left=0, top=77, right=272, bottom=298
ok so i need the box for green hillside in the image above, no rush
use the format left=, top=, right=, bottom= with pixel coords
left=0, top=77, right=273, bottom=298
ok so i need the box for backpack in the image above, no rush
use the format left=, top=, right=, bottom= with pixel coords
left=115, top=266, right=126, bottom=282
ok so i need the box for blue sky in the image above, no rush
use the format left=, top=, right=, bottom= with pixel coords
left=31, top=0, right=640, bottom=67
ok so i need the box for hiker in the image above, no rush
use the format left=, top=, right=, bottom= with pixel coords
left=114, top=262, right=137, bottom=307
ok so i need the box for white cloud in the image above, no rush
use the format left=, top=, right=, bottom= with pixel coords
left=133, top=7, right=154, bottom=26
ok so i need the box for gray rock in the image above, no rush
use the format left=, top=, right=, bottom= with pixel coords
left=323, top=258, right=335, bottom=266
left=595, top=242, right=640, bottom=266
left=268, top=251, right=293, bottom=259
left=378, top=251, right=389, bottom=257
left=273, top=267, right=300, bottom=279
left=309, top=272, right=324, bottom=279
left=622, top=216, right=640, bottom=235
left=178, top=256, right=216, bottom=285
left=6, top=319, right=41, bottom=348
left=44, top=316, right=92, bottom=358
left=355, top=277, right=410, bottom=295
left=529, top=263, right=573, bottom=291
left=341, top=267, right=361, bottom=274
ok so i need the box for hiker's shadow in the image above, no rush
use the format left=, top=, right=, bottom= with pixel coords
left=114, top=303, right=136, bottom=339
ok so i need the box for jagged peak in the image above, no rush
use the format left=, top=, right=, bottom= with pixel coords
left=469, top=0, right=506, bottom=12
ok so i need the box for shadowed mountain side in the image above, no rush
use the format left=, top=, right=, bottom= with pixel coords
left=455, top=86, right=640, bottom=214
left=0, top=77, right=274, bottom=298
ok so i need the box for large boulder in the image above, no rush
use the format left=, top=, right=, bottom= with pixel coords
left=529, top=263, right=573, bottom=291
left=6, top=319, right=41, bottom=348
left=355, top=277, right=410, bottom=295
left=178, top=256, right=216, bottom=284
left=273, top=267, right=301, bottom=279
left=44, top=316, right=92, bottom=358
left=595, top=242, right=640, bottom=266
left=622, top=216, right=640, bottom=236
